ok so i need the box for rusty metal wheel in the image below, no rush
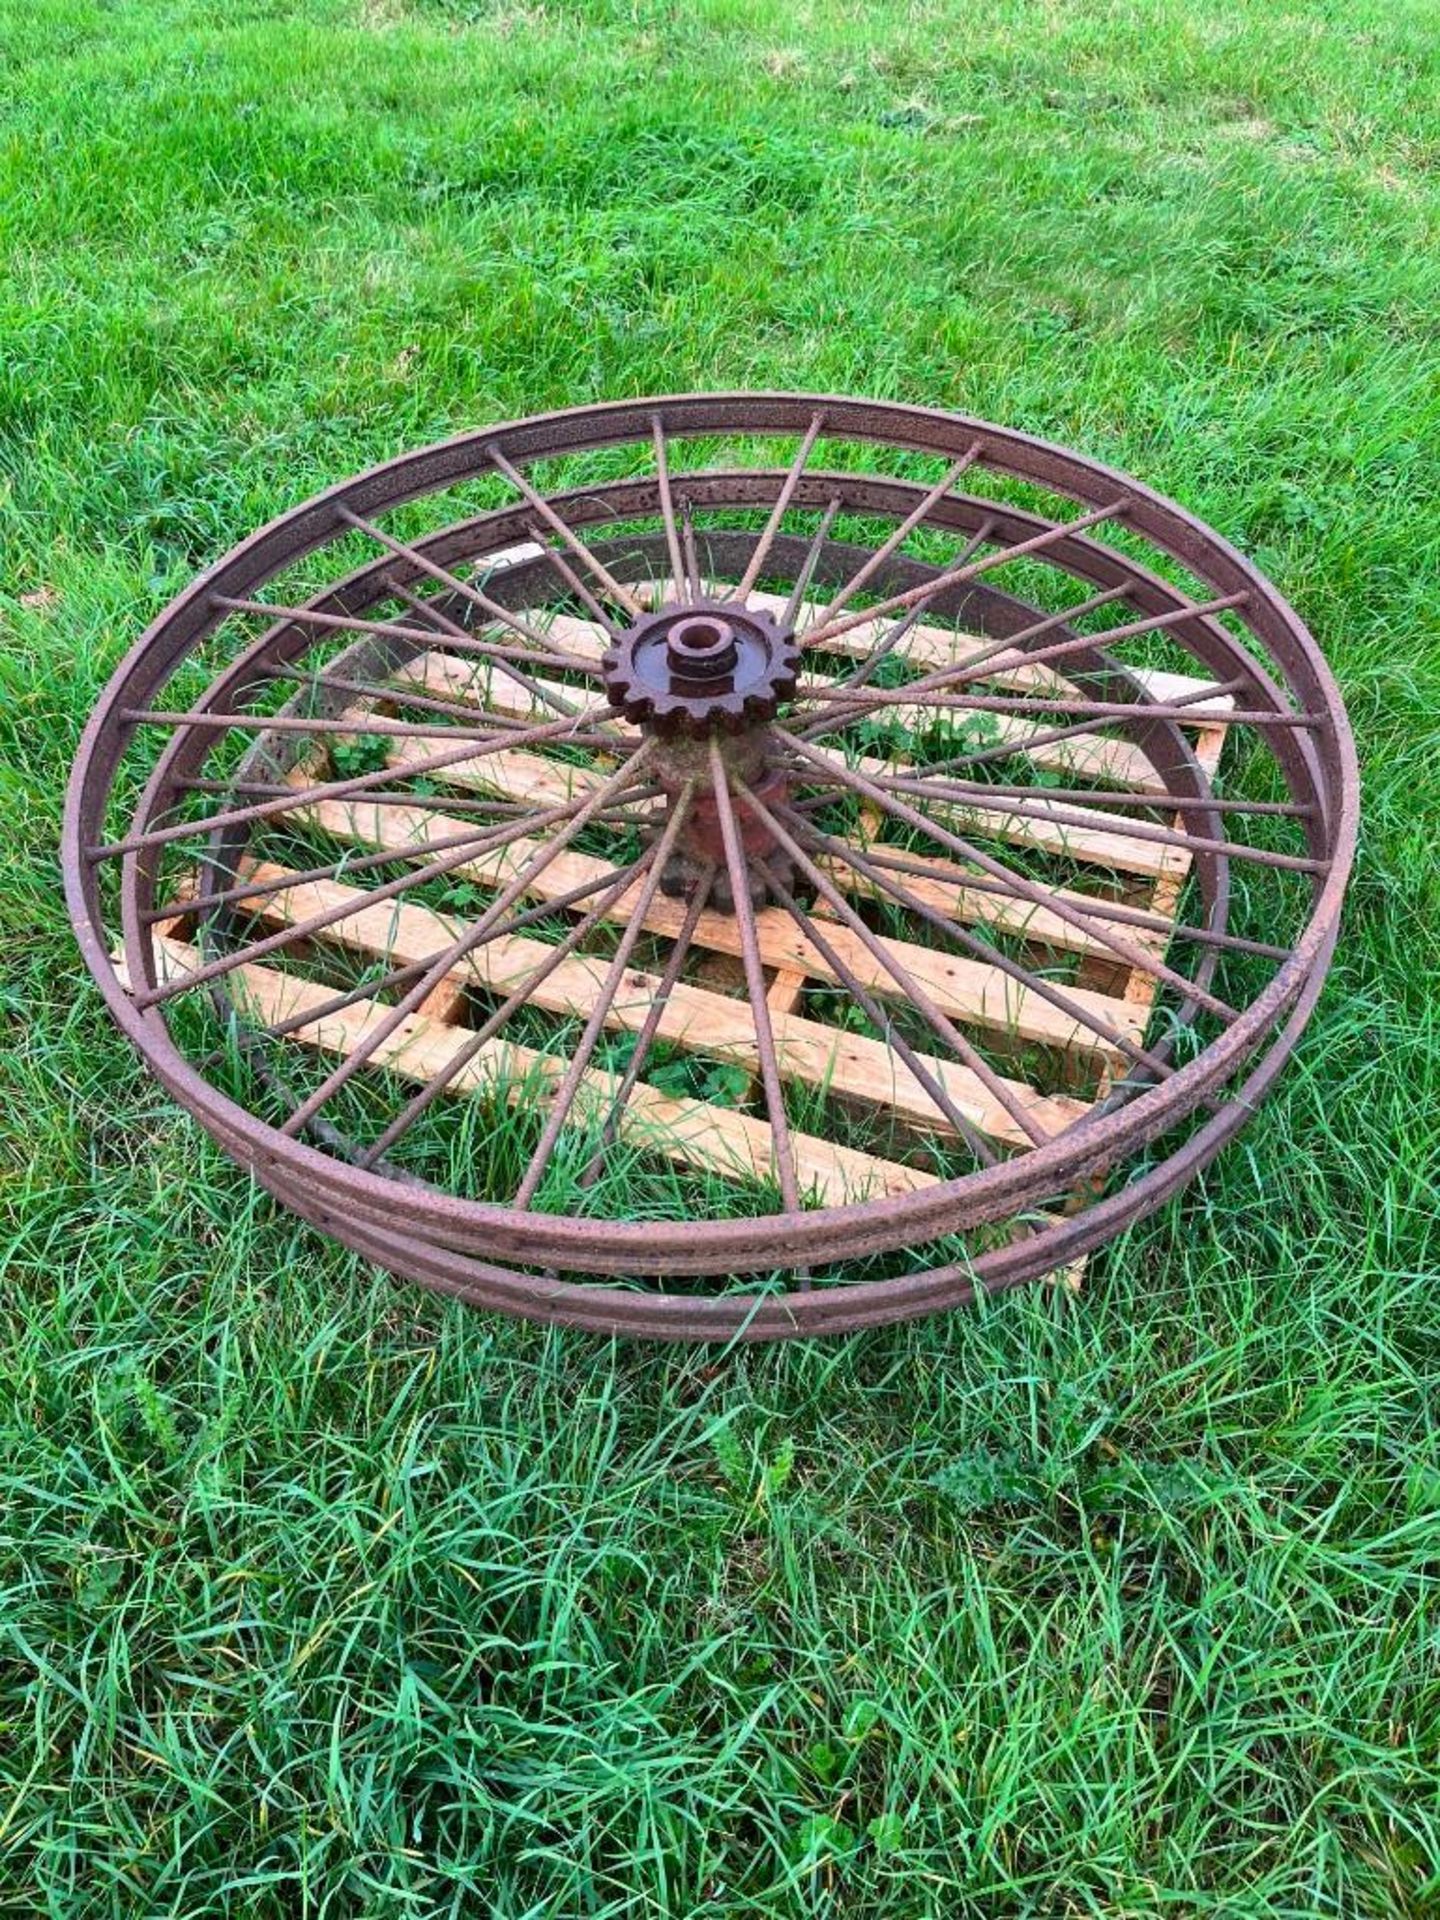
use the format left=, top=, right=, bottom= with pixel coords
left=64, top=395, right=1357, bottom=1340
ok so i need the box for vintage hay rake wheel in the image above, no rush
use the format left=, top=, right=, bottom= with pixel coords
left=65, top=395, right=1356, bottom=1340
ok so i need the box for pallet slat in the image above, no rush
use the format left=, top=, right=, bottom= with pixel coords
left=116, top=935, right=1087, bottom=1288
left=273, top=800, right=1146, bottom=1065
left=377, top=633, right=1230, bottom=876
left=122, top=937, right=939, bottom=1205
left=394, top=648, right=1173, bottom=794
left=213, top=859, right=1093, bottom=1146
left=539, top=595, right=1237, bottom=714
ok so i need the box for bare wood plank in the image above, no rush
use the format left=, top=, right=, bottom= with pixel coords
left=1116, top=719, right=1230, bottom=1011
left=121, top=937, right=938, bottom=1205
left=744, top=590, right=1236, bottom=714
left=221, top=859, right=1095, bottom=1143
left=418, top=975, right=470, bottom=1023
left=377, top=738, right=611, bottom=809
left=271, top=801, right=1145, bottom=1065
left=766, top=967, right=809, bottom=1017
left=1192, top=722, right=1228, bottom=782
left=363, top=707, right=1186, bottom=880
left=122, top=931, right=1089, bottom=1289
left=840, top=746, right=1194, bottom=880
left=392, top=644, right=1208, bottom=798
left=814, top=847, right=1124, bottom=961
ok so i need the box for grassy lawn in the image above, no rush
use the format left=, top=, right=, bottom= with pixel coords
left=3, top=0, right=1439, bottom=1911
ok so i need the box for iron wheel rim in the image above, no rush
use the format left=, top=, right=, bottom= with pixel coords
left=64, top=393, right=1358, bottom=1334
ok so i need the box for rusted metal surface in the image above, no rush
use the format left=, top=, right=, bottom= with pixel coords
left=64, top=394, right=1357, bottom=1339
left=602, top=599, right=799, bottom=736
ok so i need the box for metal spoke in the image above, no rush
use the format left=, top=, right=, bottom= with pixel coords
left=779, top=495, right=842, bottom=631
left=334, top=504, right=607, bottom=677
left=170, top=814, right=638, bottom=941
left=795, top=582, right=1132, bottom=737
left=730, top=411, right=826, bottom=603
left=276, top=740, right=659, bottom=1134
left=577, top=864, right=718, bottom=1190
left=357, top=840, right=664, bottom=1170
left=375, top=573, right=591, bottom=723
left=846, top=844, right=1294, bottom=963
left=909, top=590, right=1252, bottom=706
left=791, top=803, right=1237, bottom=1042
left=486, top=443, right=646, bottom=617
left=800, top=680, right=1316, bottom=733
left=247, top=661, right=614, bottom=739
left=90, top=709, right=614, bottom=864
left=835, top=781, right=1311, bottom=821
left=798, top=497, right=1132, bottom=649
left=822, top=518, right=996, bottom=708
left=799, top=589, right=1249, bottom=738
left=200, top=958, right=441, bottom=1072
left=800, top=670, right=1257, bottom=787
left=708, top=740, right=802, bottom=1217
left=863, top=766, right=1326, bottom=875
left=144, top=818, right=504, bottom=926
left=511, top=785, right=698, bottom=1209
left=898, top=682, right=1250, bottom=782
left=810, top=598, right=935, bottom=719
left=523, top=521, right=621, bottom=632
left=173, top=779, right=662, bottom=826
left=812, top=441, right=985, bottom=626
left=780, top=733, right=1244, bottom=1025
left=652, top=413, right=687, bottom=603
left=121, top=707, right=579, bottom=744
left=906, top=697, right=1308, bottom=786
left=681, top=498, right=702, bottom=603
left=210, top=593, right=585, bottom=678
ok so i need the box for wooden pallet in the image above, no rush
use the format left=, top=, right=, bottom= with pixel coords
left=121, top=588, right=1231, bottom=1287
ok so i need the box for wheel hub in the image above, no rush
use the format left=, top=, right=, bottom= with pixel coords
left=600, top=598, right=800, bottom=737
left=602, top=596, right=802, bottom=908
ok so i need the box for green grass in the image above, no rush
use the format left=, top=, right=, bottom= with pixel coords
left=3, top=0, right=1440, bottom=1911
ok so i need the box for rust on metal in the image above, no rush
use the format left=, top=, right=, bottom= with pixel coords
left=63, top=393, right=1358, bottom=1340
left=602, top=598, right=799, bottom=736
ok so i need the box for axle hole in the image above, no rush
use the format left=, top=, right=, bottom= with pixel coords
left=675, top=619, right=725, bottom=652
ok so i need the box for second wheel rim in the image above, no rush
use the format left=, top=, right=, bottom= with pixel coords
left=64, top=394, right=1357, bottom=1335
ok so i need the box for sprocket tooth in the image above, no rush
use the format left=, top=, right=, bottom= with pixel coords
left=598, top=595, right=801, bottom=738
